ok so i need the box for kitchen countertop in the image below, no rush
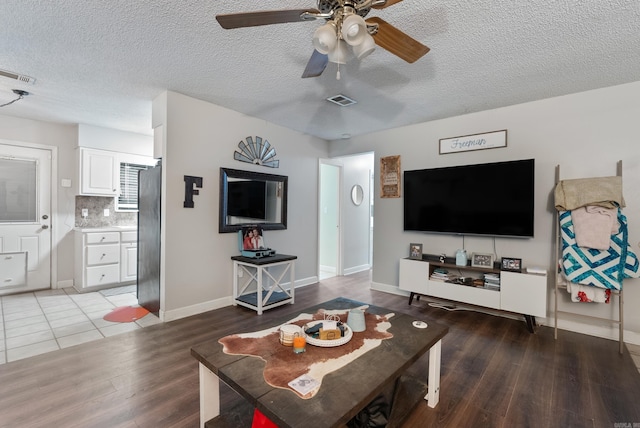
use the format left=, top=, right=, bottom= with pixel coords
left=74, top=226, right=137, bottom=232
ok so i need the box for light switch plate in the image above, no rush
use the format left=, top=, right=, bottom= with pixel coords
left=81, top=209, right=88, bottom=218
left=103, top=209, right=110, bottom=217
left=61, top=178, right=72, bottom=188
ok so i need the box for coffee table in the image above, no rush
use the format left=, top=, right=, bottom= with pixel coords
left=191, top=297, right=448, bottom=428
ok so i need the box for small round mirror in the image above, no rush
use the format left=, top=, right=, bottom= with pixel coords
left=351, top=184, right=364, bottom=206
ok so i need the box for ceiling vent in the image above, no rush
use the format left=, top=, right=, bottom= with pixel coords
left=0, top=68, right=36, bottom=84
left=326, top=94, right=357, bottom=107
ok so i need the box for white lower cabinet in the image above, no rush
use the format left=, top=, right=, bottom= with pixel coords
left=86, top=244, right=119, bottom=265
left=86, top=264, right=121, bottom=287
left=399, top=258, right=547, bottom=320
left=74, top=228, right=137, bottom=292
left=120, top=231, right=137, bottom=283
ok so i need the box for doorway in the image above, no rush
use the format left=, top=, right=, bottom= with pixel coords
left=0, top=142, right=53, bottom=295
left=318, top=161, right=341, bottom=280
left=318, top=152, right=374, bottom=280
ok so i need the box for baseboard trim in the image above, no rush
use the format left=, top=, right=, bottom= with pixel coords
left=344, top=264, right=371, bottom=276
left=371, top=281, right=406, bottom=296
left=295, top=276, right=319, bottom=288
left=162, top=296, right=233, bottom=322
left=555, top=318, right=640, bottom=346
left=57, top=279, right=74, bottom=289
left=162, top=276, right=319, bottom=322
left=319, top=265, right=336, bottom=274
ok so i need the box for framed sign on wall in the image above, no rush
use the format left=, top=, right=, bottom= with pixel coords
left=380, top=155, right=401, bottom=198
left=439, top=129, right=507, bottom=154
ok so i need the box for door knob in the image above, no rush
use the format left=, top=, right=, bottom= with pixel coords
left=42, top=225, right=49, bottom=229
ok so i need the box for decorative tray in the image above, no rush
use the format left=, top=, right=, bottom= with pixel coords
left=303, top=321, right=353, bottom=347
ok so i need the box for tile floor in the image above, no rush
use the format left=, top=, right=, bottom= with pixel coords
left=0, top=285, right=160, bottom=365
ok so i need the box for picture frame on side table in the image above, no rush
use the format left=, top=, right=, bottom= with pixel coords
left=501, top=257, right=522, bottom=272
left=471, top=252, right=494, bottom=268
left=409, top=243, right=423, bottom=260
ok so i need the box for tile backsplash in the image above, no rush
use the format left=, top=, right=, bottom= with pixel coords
left=75, top=196, right=137, bottom=228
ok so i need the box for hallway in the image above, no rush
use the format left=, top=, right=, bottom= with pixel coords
left=0, top=286, right=160, bottom=364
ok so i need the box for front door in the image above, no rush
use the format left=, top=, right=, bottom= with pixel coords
left=0, top=143, right=52, bottom=295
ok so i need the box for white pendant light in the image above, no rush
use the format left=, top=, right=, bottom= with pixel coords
left=312, top=22, right=337, bottom=54
left=328, top=39, right=350, bottom=64
left=353, top=33, right=376, bottom=60
left=341, top=14, right=367, bottom=46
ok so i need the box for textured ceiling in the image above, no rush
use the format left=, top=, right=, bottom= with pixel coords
left=0, top=1, right=639, bottom=141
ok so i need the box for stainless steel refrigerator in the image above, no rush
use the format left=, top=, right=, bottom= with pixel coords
left=137, top=161, right=161, bottom=315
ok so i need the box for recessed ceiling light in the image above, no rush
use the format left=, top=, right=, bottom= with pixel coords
left=326, top=94, right=357, bottom=107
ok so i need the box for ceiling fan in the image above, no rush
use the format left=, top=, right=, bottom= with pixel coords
left=216, top=0, right=430, bottom=79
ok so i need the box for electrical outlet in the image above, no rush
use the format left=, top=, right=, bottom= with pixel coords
left=238, top=269, right=243, bottom=278
left=103, top=208, right=110, bottom=217
left=81, top=208, right=88, bottom=218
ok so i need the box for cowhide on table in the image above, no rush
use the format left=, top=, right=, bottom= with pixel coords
left=219, top=307, right=394, bottom=398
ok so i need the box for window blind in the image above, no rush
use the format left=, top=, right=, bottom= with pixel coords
left=117, top=162, right=150, bottom=211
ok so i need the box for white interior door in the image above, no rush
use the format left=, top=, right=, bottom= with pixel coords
left=0, top=143, right=52, bottom=295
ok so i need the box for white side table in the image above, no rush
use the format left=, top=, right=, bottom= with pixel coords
left=231, top=254, right=297, bottom=315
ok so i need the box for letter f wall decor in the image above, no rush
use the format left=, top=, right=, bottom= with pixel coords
left=184, top=175, right=203, bottom=208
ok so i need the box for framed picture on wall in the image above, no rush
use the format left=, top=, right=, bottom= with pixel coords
left=409, top=243, right=423, bottom=260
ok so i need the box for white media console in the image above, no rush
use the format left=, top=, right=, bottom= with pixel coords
left=399, top=258, right=547, bottom=332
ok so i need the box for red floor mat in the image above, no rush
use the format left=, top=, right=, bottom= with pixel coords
left=103, top=306, right=149, bottom=323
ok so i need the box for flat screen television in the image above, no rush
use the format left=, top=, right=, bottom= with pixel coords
left=227, top=180, right=267, bottom=220
left=403, top=159, right=535, bottom=238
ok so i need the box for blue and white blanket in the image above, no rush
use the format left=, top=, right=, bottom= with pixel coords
left=560, top=209, right=639, bottom=290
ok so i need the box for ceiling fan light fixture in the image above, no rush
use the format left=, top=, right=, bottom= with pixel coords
left=353, top=33, right=376, bottom=59
left=312, top=22, right=338, bottom=54
left=328, top=40, right=350, bottom=64
left=341, top=14, right=367, bottom=46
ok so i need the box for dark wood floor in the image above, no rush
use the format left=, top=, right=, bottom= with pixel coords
left=1, top=271, right=639, bottom=428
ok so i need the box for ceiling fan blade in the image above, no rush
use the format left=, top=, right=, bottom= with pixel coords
left=366, top=17, right=430, bottom=63
left=371, top=0, right=404, bottom=9
left=216, top=9, right=319, bottom=29
left=302, top=50, right=329, bottom=78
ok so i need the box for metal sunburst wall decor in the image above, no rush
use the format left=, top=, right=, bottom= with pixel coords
left=233, top=136, right=280, bottom=168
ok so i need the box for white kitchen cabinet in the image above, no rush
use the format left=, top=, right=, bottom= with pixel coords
left=120, top=231, right=137, bottom=282
left=74, top=228, right=137, bottom=292
left=79, top=148, right=119, bottom=196
left=78, top=148, right=156, bottom=198
left=399, top=258, right=547, bottom=331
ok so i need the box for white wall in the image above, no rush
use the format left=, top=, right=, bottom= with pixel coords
left=329, top=81, right=640, bottom=341
left=78, top=124, right=153, bottom=156
left=154, top=91, right=329, bottom=319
